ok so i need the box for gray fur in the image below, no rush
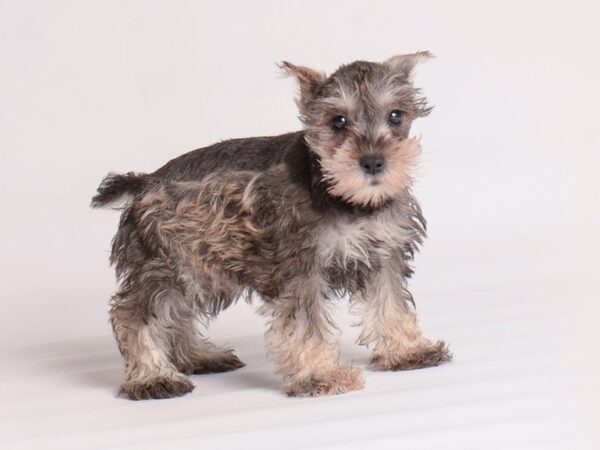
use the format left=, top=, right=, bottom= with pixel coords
left=93, top=53, right=451, bottom=400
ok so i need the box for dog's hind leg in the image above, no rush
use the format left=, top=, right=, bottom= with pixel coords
left=163, top=278, right=245, bottom=375
left=110, top=301, right=195, bottom=400
left=110, top=264, right=197, bottom=400
left=169, top=317, right=245, bottom=375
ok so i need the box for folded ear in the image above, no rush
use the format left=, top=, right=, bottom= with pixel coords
left=384, top=51, right=434, bottom=81
left=279, top=61, right=326, bottom=107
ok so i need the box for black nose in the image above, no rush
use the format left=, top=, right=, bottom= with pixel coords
left=359, top=154, right=386, bottom=175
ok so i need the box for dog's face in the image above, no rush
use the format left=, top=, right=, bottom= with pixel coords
left=282, top=53, right=432, bottom=207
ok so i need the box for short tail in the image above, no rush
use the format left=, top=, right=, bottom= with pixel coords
left=91, top=172, right=149, bottom=208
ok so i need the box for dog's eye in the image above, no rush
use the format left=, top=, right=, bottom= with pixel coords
left=332, top=115, right=347, bottom=130
left=388, top=110, right=403, bottom=125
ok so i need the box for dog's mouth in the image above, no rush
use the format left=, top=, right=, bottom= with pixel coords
left=364, top=172, right=385, bottom=186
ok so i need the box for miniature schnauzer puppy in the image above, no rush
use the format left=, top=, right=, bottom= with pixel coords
left=92, top=52, right=451, bottom=400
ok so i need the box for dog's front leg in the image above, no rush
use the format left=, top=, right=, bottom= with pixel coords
left=260, top=277, right=364, bottom=397
left=354, top=258, right=452, bottom=371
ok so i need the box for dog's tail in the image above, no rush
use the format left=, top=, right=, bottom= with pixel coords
left=91, top=172, right=150, bottom=208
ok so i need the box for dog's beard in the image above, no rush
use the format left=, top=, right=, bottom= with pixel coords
left=317, top=138, right=422, bottom=208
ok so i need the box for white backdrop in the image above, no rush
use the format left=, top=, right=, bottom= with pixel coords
left=1, top=1, right=599, bottom=449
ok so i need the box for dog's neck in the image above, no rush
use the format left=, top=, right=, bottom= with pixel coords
left=284, top=132, right=390, bottom=217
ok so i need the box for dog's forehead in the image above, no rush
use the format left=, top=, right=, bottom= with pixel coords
left=319, top=61, right=411, bottom=109
left=331, top=61, right=381, bottom=82
left=319, top=62, right=375, bottom=97
left=331, top=60, right=408, bottom=86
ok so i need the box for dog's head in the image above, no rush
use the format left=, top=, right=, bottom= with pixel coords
left=281, top=53, right=432, bottom=208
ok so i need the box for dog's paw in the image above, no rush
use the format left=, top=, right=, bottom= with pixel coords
left=121, top=375, right=195, bottom=400
left=188, top=351, right=246, bottom=375
left=286, top=365, right=365, bottom=397
left=371, top=340, right=452, bottom=371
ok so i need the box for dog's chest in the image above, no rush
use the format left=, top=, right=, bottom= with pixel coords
left=317, top=211, right=411, bottom=276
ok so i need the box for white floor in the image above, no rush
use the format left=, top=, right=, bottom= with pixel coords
left=2, top=237, right=598, bottom=450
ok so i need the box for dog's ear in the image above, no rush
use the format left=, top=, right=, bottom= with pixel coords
left=384, top=51, right=433, bottom=81
left=279, top=61, right=326, bottom=107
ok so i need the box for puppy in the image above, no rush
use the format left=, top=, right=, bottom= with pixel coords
left=92, top=52, right=451, bottom=400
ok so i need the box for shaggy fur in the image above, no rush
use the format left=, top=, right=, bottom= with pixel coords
left=93, top=52, right=451, bottom=400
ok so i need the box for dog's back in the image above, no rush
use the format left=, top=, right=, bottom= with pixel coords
left=152, top=131, right=301, bottom=182
left=91, top=131, right=301, bottom=208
